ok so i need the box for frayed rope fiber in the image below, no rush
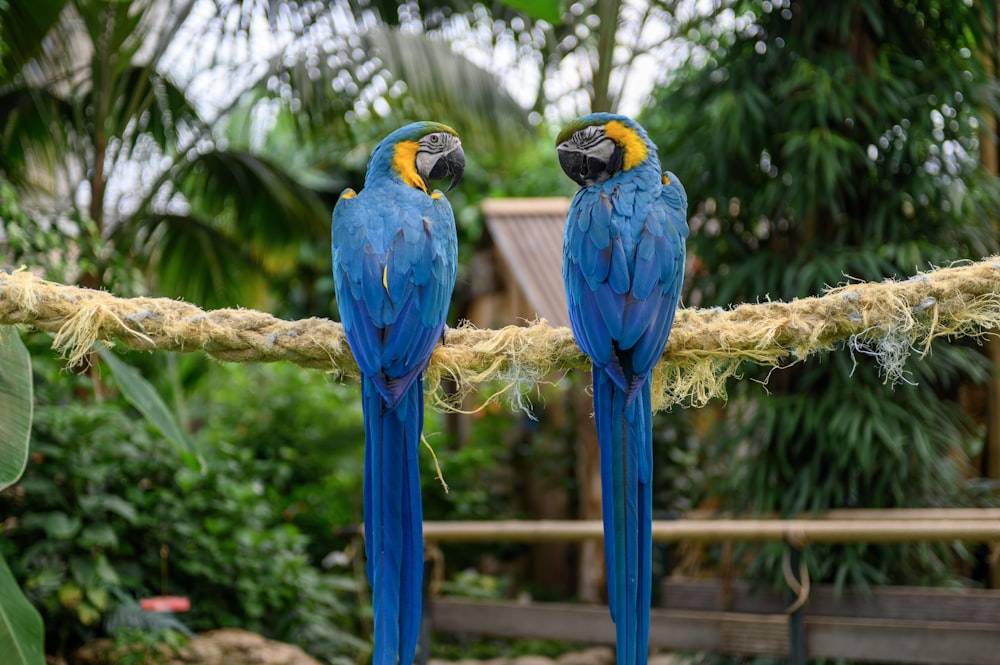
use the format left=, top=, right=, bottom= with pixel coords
left=3, top=257, right=1000, bottom=411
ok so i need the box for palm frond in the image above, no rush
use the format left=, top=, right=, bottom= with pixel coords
left=0, top=84, right=76, bottom=186
left=138, top=212, right=271, bottom=309
left=0, top=0, right=67, bottom=81
left=89, top=65, right=199, bottom=151
left=223, top=98, right=355, bottom=193
left=368, top=28, right=535, bottom=157
left=177, top=148, right=328, bottom=248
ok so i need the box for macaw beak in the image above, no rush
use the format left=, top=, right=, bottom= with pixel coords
left=557, top=144, right=588, bottom=188
left=429, top=145, right=465, bottom=192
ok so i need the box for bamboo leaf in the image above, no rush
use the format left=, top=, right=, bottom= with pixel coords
left=0, top=552, right=45, bottom=665
left=0, top=329, right=32, bottom=492
left=96, top=347, right=203, bottom=472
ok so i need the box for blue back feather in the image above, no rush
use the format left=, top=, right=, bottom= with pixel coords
left=561, top=115, right=687, bottom=665
left=332, top=123, right=458, bottom=665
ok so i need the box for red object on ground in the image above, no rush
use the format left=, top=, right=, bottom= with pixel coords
left=140, top=596, right=191, bottom=613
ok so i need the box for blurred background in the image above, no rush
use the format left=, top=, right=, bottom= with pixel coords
left=1, top=1, right=1000, bottom=663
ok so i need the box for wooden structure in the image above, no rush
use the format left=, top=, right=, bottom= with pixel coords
left=460, top=198, right=607, bottom=600
left=467, top=198, right=572, bottom=329
left=425, top=511, right=1000, bottom=664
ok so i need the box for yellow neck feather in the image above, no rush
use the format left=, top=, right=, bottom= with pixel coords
left=604, top=120, right=649, bottom=171
left=392, top=140, right=427, bottom=192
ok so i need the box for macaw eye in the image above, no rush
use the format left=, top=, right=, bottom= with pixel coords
left=573, top=126, right=605, bottom=149
left=424, top=133, right=446, bottom=149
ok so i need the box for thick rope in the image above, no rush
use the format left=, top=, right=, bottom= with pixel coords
left=2, top=257, right=1000, bottom=411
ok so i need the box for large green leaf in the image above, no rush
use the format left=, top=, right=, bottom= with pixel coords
left=360, top=0, right=563, bottom=26
left=96, top=347, right=203, bottom=472
left=0, top=552, right=45, bottom=665
left=500, top=0, right=562, bottom=23
left=0, top=329, right=32, bottom=492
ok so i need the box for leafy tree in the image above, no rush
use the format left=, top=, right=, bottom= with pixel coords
left=0, top=0, right=339, bottom=308
left=644, top=0, right=1000, bottom=589
left=0, top=0, right=563, bottom=315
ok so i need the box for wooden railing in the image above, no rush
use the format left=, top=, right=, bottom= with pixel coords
left=422, top=510, right=1000, bottom=665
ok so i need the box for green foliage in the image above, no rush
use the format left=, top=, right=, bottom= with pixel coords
left=0, top=345, right=364, bottom=661
left=0, top=0, right=65, bottom=81
left=0, top=178, right=147, bottom=306
left=96, top=347, right=202, bottom=472
left=420, top=407, right=519, bottom=523
left=643, top=0, right=1000, bottom=592
left=0, top=319, right=41, bottom=665
left=0, top=0, right=341, bottom=310
left=187, top=362, right=367, bottom=555
left=647, top=1, right=1000, bottom=294
left=0, top=180, right=79, bottom=281
left=202, top=369, right=550, bottom=570
left=0, top=330, right=32, bottom=492
left=0, top=552, right=45, bottom=665
left=112, top=626, right=186, bottom=665
left=440, top=568, right=511, bottom=600
left=0, top=0, right=7, bottom=80
left=499, top=0, right=563, bottom=24
left=187, top=363, right=586, bottom=645
left=651, top=409, right=708, bottom=516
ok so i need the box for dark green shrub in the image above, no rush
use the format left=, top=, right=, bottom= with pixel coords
left=0, top=348, right=365, bottom=662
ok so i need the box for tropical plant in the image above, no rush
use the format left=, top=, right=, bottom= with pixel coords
left=359, top=0, right=695, bottom=117
left=0, top=341, right=365, bottom=661
left=0, top=329, right=42, bottom=665
left=643, top=0, right=1000, bottom=593
left=184, top=361, right=366, bottom=558
left=0, top=0, right=342, bottom=309
left=0, top=0, right=572, bottom=318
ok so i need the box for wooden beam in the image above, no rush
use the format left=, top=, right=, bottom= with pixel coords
left=421, top=517, right=1000, bottom=544
left=807, top=616, right=999, bottom=665
left=680, top=508, right=1000, bottom=521
left=429, top=599, right=788, bottom=654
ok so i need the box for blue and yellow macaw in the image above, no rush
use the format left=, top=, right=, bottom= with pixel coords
left=557, top=113, right=688, bottom=665
left=331, top=122, right=463, bottom=665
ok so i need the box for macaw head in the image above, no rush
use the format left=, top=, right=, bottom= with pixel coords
left=556, top=113, right=655, bottom=188
left=367, top=121, right=465, bottom=194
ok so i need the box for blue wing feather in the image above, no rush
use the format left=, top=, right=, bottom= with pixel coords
left=619, top=295, right=658, bottom=352
left=608, top=237, right=630, bottom=294
left=593, top=283, right=625, bottom=341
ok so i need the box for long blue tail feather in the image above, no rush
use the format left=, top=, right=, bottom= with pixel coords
left=594, top=368, right=653, bottom=665
left=363, top=376, right=424, bottom=665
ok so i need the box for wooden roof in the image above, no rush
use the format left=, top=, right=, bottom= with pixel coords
left=481, top=197, right=572, bottom=328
